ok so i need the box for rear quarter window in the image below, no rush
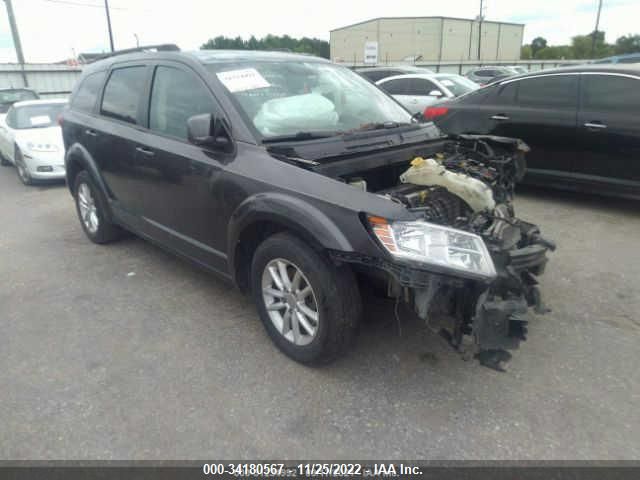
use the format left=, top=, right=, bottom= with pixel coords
left=71, top=71, right=106, bottom=113
left=100, top=66, right=147, bottom=124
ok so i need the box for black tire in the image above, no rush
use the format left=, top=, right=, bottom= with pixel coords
left=14, top=147, right=32, bottom=185
left=0, top=154, right=10, bottom=166
left=73, top=170, right=122, bottom=244
left=251, top=232, right=361, bottom=365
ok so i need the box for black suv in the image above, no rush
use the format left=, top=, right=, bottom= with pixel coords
left=431, top=65, right=640, bottom=199
left=62, top=48, right=553, bottom=369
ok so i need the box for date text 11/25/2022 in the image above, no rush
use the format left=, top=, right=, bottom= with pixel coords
left=202, top=463, right=423, bottom=476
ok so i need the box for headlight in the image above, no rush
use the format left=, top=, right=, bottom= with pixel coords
left=367, top=216, right=496, bottom=280
left=26, top=141, right=58, bottom=152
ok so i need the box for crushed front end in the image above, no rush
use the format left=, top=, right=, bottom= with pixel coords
left=352, top=135, right=555, bottom=370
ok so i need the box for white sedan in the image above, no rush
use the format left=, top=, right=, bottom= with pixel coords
left=0, top=99, right=67, bottom=185
left=376, top=73, right=479, bottom=114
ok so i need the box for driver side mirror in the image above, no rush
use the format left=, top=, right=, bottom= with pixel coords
left=428, top=90, right=444, bottom=97
left=187, top=114, right=233, bottom=152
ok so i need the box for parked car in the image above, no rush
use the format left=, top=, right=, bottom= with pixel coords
left=0, top=99, right=67, bottom=185
left=428, top=65, right=640, bottom=199
left=61, top=48, right=552, bottom=369
left=464, top=66, right=515, bottom=85
left=0, top=88, right=39, bottom=115
left=505, top=65, right=528, bottom=75
left=376, top=73, right=479, bottom=114
left=356, top=65, right=434, bottom=82
left=591, top=53, right=640, bottom=65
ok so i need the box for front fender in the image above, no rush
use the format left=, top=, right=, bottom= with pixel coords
left=227, top=192, right=355, bottom=276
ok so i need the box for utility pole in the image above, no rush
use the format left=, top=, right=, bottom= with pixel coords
left=104, top=0, right=115, bottom=52
left=477, top=0, right=484, bottom=60
left=3, top=0, right=28, bottom=86
left=590, top=0, right=603, bottom=58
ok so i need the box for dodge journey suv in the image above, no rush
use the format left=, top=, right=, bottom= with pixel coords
left=62, top=47, right=553, bottom=370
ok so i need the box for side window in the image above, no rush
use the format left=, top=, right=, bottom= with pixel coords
left=476, top=70, right=493, bottom=77
left=380, top=78, right=411, bottom=95
left=361, top=71, right=385, bottom=82
left=518, top=75, right=577, bottom=108
left=71, top=71, right=106, bottom=113
left=582, top=75, right=640, bottom=113
left=492, top=81, right=518, bottom=105
left=100, top=66, right=147, bottom=124
left=407, top=78, right=440, bottom=96
left=618, top=56, right=640, bottom=64
left=149, top=66, right=216, bottom=140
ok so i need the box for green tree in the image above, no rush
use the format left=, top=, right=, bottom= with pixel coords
left=531, top=36, right=547, bottom=57
left=201, top=35, right=330, bottom=58
left=520, top=44, right=532, bottom=59
left=614, top=34, right=640, bottom=55
left=571, top=31, right=613, bottom=59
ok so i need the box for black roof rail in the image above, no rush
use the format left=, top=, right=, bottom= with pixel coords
left=85, top=44, right=180, bottom=63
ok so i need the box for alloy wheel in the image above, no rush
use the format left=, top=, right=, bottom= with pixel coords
left=261, top=258, right=320, bottom=346
left=77, top=183, right=100, bottom=234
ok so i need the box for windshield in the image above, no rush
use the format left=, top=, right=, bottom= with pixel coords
left=0, top=89, right=38, bottom=105
left=434, top=75, right=479, bottom=97
left=12, top=103, right=66, bottom=129
left=206, top=60, right=413, bottom=139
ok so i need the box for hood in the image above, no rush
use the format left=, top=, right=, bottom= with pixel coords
left=14, top=126, right=64, bottom=152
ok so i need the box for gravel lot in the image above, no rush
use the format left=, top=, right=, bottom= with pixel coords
left=1, top=164, right=639, bottom=460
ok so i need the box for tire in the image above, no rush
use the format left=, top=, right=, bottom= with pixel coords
left=251, top=232, right=361, bottom=365
left=73, top=170, right=122, bottom=244
left=0, top=154, right=10, bottom=166
left=14, top=147, right=32, bottom=185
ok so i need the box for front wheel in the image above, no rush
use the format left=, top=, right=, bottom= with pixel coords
left=251, top=232, right=361, bottom=365
left=14, top=148, right=32, bottom=185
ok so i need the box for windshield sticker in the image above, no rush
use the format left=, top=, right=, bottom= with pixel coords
left=440, top=79, right=455, bottom=87
left=216, top=68, right=271, bottom=92
left=30, top=115, right=51, bottom=126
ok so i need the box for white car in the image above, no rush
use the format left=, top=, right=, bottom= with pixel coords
left=0, top=99, right=67, bottom=185
left=376, top=73, right=479, bottom=114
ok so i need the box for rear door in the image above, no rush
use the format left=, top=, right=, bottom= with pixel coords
left=576, top=73, right=640, bottom=187
left=93, top=63, right=151, bottom=212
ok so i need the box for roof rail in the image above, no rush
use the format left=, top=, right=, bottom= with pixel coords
left=84, top=44, right=180, bottom=63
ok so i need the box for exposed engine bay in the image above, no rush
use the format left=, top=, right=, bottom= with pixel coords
left=334, top=135, right=556, bottom=370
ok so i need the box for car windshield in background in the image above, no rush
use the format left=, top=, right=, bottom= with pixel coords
left=434, top=75, right=479, bottom=96
left=206, top=61, right=413, bottom=139
left=13, top=103, right=65, bottom=129
left=0, top=89, right=38, bottom=105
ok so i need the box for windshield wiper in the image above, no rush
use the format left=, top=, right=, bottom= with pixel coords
left=262, top=131, right=339, bottom=143
left=342, top=121, right=414, bottom=135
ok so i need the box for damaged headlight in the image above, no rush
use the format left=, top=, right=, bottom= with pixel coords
left=367, top=216, right=497, bottom=280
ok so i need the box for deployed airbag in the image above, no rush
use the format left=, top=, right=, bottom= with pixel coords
left=253, top=93, right=338, bottom=136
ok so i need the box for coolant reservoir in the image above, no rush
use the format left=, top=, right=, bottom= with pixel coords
left=400, top=157, right=496, bottom=212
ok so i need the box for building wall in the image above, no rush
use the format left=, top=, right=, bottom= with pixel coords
left=330, top=17, right=524, bottom=64
left=0, top=64, right=82, bottom=98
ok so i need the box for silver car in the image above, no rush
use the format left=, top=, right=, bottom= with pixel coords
left=376, top=73, right=479, bottom=114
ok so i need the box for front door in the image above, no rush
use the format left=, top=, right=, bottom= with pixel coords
left=126, top=63, right=229, bottom=273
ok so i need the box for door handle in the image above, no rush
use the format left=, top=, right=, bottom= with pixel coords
left=491, top=114, right=510, bottom=121
left=135, top=146, right=155, bottom=157
left=85, top=129, right=97, bottom=137
left=584, top=122, right=607, bottom=130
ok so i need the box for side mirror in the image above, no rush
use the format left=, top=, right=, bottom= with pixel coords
left=187, top=114, right=233, bottom=152
left=428, top=90, right=444, bottom=97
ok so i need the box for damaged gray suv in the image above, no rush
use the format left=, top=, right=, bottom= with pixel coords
left=62, top=48, right=554, bottom=369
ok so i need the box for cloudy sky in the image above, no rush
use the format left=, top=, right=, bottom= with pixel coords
left=0, top=0, right=638, bottom=63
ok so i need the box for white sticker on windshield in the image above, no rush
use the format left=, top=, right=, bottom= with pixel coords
left=440, top=79, right=455, bottom=87
left=216, top=68, right=270, bottom=92
left=30, top=115, right=51, bottom=126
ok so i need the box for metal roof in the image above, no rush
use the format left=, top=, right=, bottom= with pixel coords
left=331, top=16, right=525, bottom=32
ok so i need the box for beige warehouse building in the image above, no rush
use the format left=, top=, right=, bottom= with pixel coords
left=330, top=16, right=524, bottom=64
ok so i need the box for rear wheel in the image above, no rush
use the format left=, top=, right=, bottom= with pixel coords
left=251, top=232, right=361, bottom=365
left=73, top=170, right=122, bottom=244
left=0, top=153, right=10, bottom=166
